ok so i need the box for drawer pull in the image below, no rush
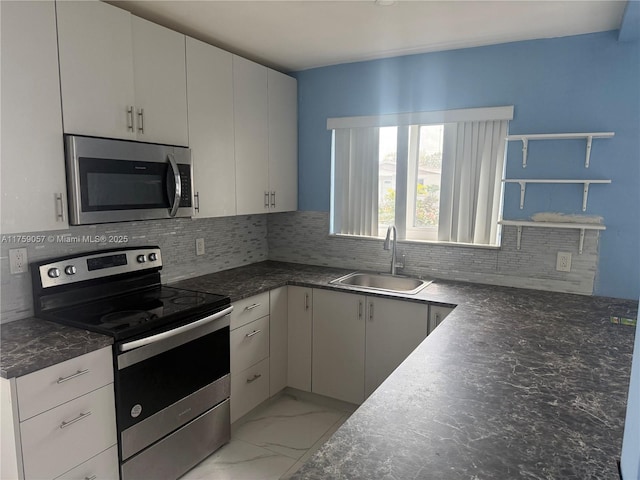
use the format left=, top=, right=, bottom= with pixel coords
left=245, top=329, right=261, bottom=338
left=60, top=411, right=92, bottom=429
left=244, top=303, right=261, bottom=311
left=85, top=476, right=97, bottom=480
left=57, top=369, right=89, bottom=384
left=246, top=374, right=262, bottom=383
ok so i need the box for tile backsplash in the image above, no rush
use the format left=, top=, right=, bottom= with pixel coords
left=0, top=215, right=268, bottom=323
left=267, top=211, right=599, bottom=296
left=1, top=210, right=600, bottom=323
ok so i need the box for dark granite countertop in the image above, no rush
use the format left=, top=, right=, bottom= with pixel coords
left=1, top=317, right=113, bottom=379
left=173, top=261, right=637, bottom=480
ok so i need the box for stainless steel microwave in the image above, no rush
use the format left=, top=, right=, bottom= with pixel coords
left=65, top=135, right=193, bottom=225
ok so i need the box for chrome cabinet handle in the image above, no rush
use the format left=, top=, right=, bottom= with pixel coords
left=57, top=369, right=89, bottom=384
left=167, top=153, right=181, bottom=217
left=358, top=301, right=363, bottom=319
left=194, top=192, right=200, bottom=213
left=85, top=476, right=97, bottom=480
left=137, top=108, right=144, bottom=134
left=369, top=302, right=374, bottom=320
left=127, top=106, right=134, bottom=132
left=270, top=191, right=276, bottom=208
left=304, top=292, right=309, bottom=311
left=55, top=193, right=65, bottom=222
left=245, top=329, right=261, bottom=338
left=60, top=411, right=91, bottom=429
left=264, top=191, right=269, bottom=208
left=246, top=373, right=262, bottom=383
left=244, top=303, right=261, bottom=311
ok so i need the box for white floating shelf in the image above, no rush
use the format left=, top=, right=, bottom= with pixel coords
left=506, top=132, right=614, bottom=168
left=498, top=220, right=606, bottom=254
left=502, top=179, right=611, bottom=211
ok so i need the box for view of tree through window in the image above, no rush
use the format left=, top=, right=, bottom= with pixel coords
left=378, top=127, right=397, bottom=228
left=413, top=125, right=443, bottom=228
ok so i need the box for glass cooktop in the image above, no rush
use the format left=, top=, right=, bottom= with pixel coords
left=42, top=286, right=230, bottom=341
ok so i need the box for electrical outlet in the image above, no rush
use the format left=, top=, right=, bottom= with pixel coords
left=9, top=248, right=28, bottom=274
left=195, top=238, right=205, bottom=256
left=556, top=252, right=572, bottom=272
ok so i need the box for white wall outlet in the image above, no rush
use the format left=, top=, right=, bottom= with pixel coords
left=9, top=248, right=28, bottom=274
left=556, top=252, right=572, bottom=272
left=195, top=238, right=205, bottom=256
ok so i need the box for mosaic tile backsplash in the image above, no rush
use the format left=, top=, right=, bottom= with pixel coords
left=1, top=210, right=599, bottom=323
left=267, top=211, right=599, bottom=296
left=1, top=215, right=268, bottom=323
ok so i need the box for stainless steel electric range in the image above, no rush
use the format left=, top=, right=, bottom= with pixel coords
left=31, top=246, right=233, bottom=480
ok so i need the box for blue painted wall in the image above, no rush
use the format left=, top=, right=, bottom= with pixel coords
left=294, top=31, right=640, bottom=300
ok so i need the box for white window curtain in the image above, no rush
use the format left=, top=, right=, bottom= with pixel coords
left=332, top=127, right=380, bottom=236
left=438, top=120, right=508, bottom=245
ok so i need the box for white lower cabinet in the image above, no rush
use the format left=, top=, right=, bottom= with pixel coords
left=269, top=287, right=288, bottom=396
left=287, top=286, right=313, bottom=392
left=429, top=305, right=454, bottom=334
left=365, top=298, right=428, bottom=398
left=312, top=289, right=366, bottom=405
left=0, top=346, right=117, bottom=480
left=231, top=358, right=270, bottom=423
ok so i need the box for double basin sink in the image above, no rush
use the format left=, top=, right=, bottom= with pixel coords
left=330, top=271, right=432, bottom=295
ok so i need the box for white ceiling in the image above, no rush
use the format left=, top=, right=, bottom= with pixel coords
left=109, top=1, right=627, bottom=72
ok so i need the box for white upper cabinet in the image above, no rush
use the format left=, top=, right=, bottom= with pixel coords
left=268, top=69, right=298, bottom=213
left=56, top=1, right=188, bottom=146
left=56, top=0, right=136, bottom=140
left=131, top=16, right=188, bottom=146
left=1, top=0, right=68, bottom=234
left=233, top=55, right=270, bottom=215
left=186, top=37, right=236, bottom=218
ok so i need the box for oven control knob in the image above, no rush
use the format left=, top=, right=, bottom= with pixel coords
left=64, top=265, right=77, bottom=275
left=148, top=253, right=158, bottom=262
left=136, top=254, right=146, bottom=263
left=47, top=267, right=61, bottom=278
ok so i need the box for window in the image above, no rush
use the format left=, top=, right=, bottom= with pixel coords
left=329, top=106, right=513, bottom=246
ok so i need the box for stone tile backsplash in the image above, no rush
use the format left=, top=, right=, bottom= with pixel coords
left=0, top=215, right=268, bottom=323
left=1, top=210, right=599, bottom=323
left=267, top=211, right=599, bottom=296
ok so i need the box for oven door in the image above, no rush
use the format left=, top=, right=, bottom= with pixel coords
left=65, top=135, right=193, bottom=225
left=116, top=306, right=231, bottom=462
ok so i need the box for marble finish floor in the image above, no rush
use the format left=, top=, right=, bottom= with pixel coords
left=181, top=392, right=355, bottom=480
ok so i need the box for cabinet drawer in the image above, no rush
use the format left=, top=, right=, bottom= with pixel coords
left=54, top=445, right=118, bottom=480
left=230, top=316, right=269, bottom=374
left=230, top=358, right=269, bottom=423
left=21, top=384, right=117, bottom=480
left=17, top=346, right=113, bottom=421
left=231, top=292, right=269, bottom=330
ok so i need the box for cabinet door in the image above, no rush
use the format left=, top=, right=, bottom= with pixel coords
left=312, top=289, right=365, bottom=404
left=233, top=56, right=269, bottom=215
left=287, top=286, right=312, bottom=392
left=365, top=298, right=428, bottom=398
left=56, top=0, right=136, bottom=140
left=270, top=287, right=288, bottom=396
left=186, top=37, right=236, bottom=218
left=267, top=69, right=298, bottom=212
left=131, top=15, right=188, bottom=146
left=1, top=0, right=68, bottom=234
left=429, top=305, right=454, bottom=334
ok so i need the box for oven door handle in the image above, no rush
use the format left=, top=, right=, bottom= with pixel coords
left=119, top=305, right=233, bottom=352
left=167, top=153, right=182, bottom=217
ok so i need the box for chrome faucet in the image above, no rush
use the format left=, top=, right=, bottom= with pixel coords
left=383, top=225, right=400, bottom=275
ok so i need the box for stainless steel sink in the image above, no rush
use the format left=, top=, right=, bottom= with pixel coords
left=330, top=272, right=432, bottom=295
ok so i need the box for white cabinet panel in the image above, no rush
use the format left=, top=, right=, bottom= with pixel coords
left=365, top=298, right=428, bottom=398
left=54, top=445, right=118, bottom=480
left=186, top=37, right=236, bottom=218
left=267, top=69, right=298, bottom=213
left=16, top=347, right=113, bottom=422
left=312, top=289, right=365, bottom=405
left=56, top=0, right=136, bottom=140
left=287, top=286, right=312, bottom=392
left=269, top=287, right=288, bottom=396
left=20, top=384, right=117, bottom=480
left=230, top=316, right=269, bottom=374
left=429, top=305, right=454, bottom=334
left=131, top=15, right=188, bottom=146
left=231, top=292, right=270, bottom=330
left=1, top=0, right=68, bottom=234
left=231, top=358, right=269, bottom=423
left=233, top=56, right=269, bottom=215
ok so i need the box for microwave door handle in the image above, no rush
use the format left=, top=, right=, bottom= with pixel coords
left=167, top=153, right=182, bottom=217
